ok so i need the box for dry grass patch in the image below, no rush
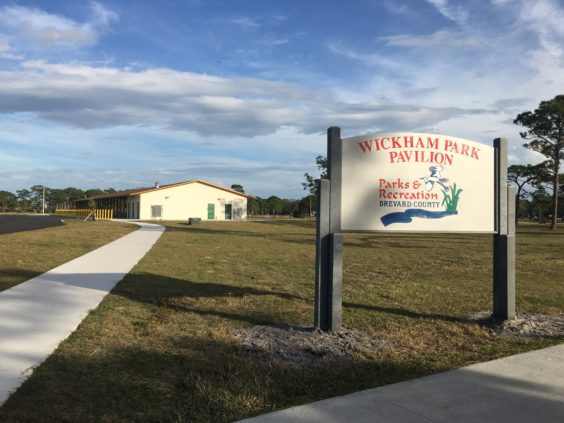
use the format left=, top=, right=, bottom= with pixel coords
left=0, top=220, right=562, bottom=422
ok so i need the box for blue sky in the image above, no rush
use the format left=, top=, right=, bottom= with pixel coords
left=1, top=0, right=563, bottom=198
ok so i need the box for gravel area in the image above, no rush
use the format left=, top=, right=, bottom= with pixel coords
left=473, top=312, right=564, bottom=338
left=234, top=313, right=564, bottom=367
left=233, top=325, right=391, bottom=367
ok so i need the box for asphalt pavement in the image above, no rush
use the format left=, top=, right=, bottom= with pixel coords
left=0, top=215, right=65, bottom=234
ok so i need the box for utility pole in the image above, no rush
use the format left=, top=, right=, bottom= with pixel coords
left=42, top=186, right=45, bottom=215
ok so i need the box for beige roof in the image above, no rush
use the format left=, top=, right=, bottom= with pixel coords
left=80, top=180, right=252, bottom=201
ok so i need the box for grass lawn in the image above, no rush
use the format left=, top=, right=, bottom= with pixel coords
left=0, top=219, right=137, bottom=292
left=0, top=220, right=562, bottom=422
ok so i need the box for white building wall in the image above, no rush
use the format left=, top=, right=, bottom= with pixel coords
left=137, top=182, right=247, bottom=221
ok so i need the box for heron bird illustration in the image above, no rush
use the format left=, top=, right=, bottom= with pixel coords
left=420, top=165, right=449, bottom=191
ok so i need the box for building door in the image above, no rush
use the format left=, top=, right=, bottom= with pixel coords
left=207, top=203, right=215, bottom=219
left=224, top=204, right=232, bottom=220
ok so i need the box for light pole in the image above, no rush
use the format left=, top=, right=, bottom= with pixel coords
left=42, top=186, right=45, bottom=215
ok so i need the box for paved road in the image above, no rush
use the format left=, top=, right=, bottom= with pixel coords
left=0, top=221, right=165, bottom=405
left=0, top=215, right=65, bottom=234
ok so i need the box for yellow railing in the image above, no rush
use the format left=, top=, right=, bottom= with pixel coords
left=55, top=209, right=114, bottom=220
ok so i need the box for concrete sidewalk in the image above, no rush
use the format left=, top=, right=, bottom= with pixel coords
left=239, top=343, right=564, bottom=423
left=0, top=221, right=164, bottom=405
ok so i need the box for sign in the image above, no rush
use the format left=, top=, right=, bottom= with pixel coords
left=315, top=128, right=514, bottom=332
left=341, top=132, right=495, bottom=232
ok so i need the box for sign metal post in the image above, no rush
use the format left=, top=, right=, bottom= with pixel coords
left=315, top=127, right=343, bottom=331
left=315, top=178, right=331, bottom=329
left=493, top=138, right=516, bottom=320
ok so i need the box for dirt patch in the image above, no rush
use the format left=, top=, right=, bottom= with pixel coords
left=233, top=325, right=391, bottom=367
left=473, top=312, right=564, bottom=338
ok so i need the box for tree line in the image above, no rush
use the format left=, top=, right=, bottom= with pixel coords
left=0, top=186, right=117, bottom=213
left=230, top=185, right=314, bottom=217
left=0, top=183, right=315, bottom=219
left=247, top=196, right=314, bottom=218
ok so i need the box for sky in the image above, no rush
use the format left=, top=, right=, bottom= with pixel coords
left=0, top=0, right=563, bottom=198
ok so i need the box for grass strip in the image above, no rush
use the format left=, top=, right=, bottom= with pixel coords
left=0, top=219, right=137, bottom=292
left=0, top=220, right=562, bottom=422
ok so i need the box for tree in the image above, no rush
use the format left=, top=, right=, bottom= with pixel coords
left=85, top=189, right=105, bottom=198
left=530, top=185, right=552, bottom=223
left=302, top=155, right=328, bottom=216
left=16, top=189, right=32, bottom=212
left=48, top=189, right=68, bottom=211
left=514, top=95, right=564, bottom=230
left=293, top=196, right=311, bottom=217
left=266, top=195, right=283, bottom=215
left=508, top=164, right=548, bottom=225
left=29, top=185, right=48, bottom=212
left=0, top=191, right=16, bottom=212
left=230, top=184, right=245, bottom=193
left=247, top=196, right=269, bottom=216
left=62, top=187, right=86, bottom=207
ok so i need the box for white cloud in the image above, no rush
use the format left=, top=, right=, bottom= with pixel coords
left=426, top=0, right=469, bottom=24
left=490, top=0, right=564, bottom=59
left=328, top=41, right=401, bottom=70
left=0, top=60, right=489, bottom=138
left=517, top=0, right=564, bottom=58
left=0, top=37, right=23, bottom=59
left=383, top=1, right=412, bottom=17
left=229, top=16, right=260, bottom=30
left=0, top=118, right=325, bottom=197
left=0, top=6, right=92, bottom=46
left=382, top=30, right=481, bottom=48
left=90, top=1, right=118, bottom=26
left=257, top=36, right=288, bottom=47
left=0, top=2, right=117, bottom=54
left=325, top=3, right=564, bottom=165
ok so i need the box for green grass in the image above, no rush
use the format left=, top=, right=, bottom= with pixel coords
left=0, top=220, right=137, bottom=292
left=0, top=220, right=562, bottom=422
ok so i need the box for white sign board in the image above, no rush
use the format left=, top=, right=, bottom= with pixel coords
left=341, top=132, right=495, bottom=232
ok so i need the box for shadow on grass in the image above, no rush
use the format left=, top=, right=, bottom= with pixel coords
left=344, top=301, right=471, bottom=324
left=113, top=272, right=306, bottom=327
left=0, top=268, right=483, bottom=327
left=2, top=262, right=563, bottom=421
left=164, top=223, right=315, bottom=242
left=0, top=268, right=298, bottom=328
left=2, top=318, right=563, bottom=422
left=0, top=330, right=440, bottom=423
left=115, top=272, right=481, bottom=328
left=250, top=219, right=317, bottom=229
left=0, top=263, right=484, bottom=328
